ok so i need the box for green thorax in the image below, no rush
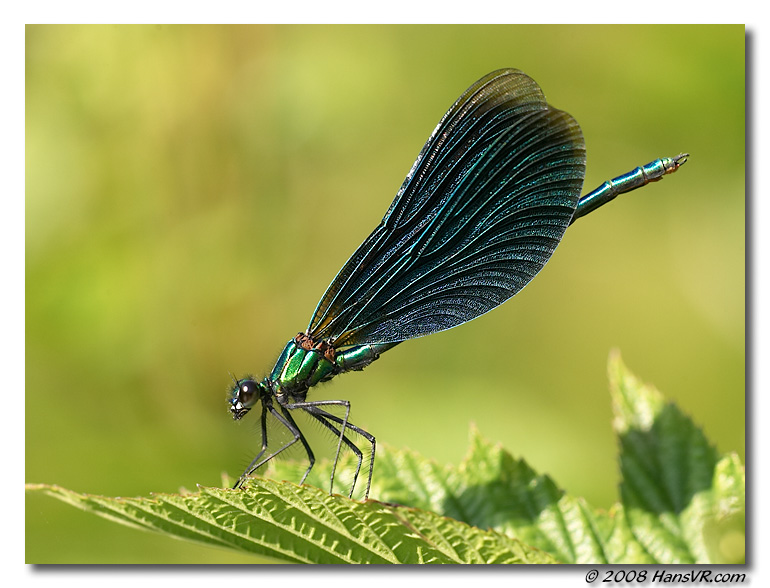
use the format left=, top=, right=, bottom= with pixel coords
left=268, top=333, right=399, bottom=400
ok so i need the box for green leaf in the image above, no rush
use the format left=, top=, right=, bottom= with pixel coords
left=25, top=480, right=555, bottom=564
left=26, top=352, right=744, bottom=564
left=607, top=351, right=745, bottom=564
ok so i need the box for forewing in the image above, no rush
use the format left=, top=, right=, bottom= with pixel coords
left=308, top=69, right=586, bottom=346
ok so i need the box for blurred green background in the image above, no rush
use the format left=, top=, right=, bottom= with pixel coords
left=26, top=25, right=744, bottom=563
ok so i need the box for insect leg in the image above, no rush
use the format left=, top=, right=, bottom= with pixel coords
left=303, top=407, right=364, bottom=498
left=277, top=405, right=316, bottom=486
left=291, top=400, right=376, bottom=500
left=234, top=403, right=303, bottom=489
left=233, top=404, right=269, bottom=489
left=286, top=399, right=351, bottom=497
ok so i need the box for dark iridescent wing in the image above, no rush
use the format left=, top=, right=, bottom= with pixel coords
left=307, top=69, right=586, bottom=346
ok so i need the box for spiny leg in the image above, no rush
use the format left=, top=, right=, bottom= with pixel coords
left=303, top=407, right=364, bottom=498
left=278, top=405, right=316, bottom=486
left=571, top=153, right=688, bottom=225
left=286, top=399, right=352, bottom=497
left=235, top=404, right=303, bottom=489
left=303, top=404, right=376, bottom=500
left=234, top=404, right=269, bottom=489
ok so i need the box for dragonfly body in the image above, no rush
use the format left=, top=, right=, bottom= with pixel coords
left=234, top=334, right=396, bottom=406
left=229, top=334, right=397, bottom=497
left=228, top=69, right=687, bottom=499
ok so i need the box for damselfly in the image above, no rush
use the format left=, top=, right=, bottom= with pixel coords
left=228, top=69, right=687, bottom=499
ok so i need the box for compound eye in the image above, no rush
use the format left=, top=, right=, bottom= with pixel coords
left=238, top=380, right=258, bottom=405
